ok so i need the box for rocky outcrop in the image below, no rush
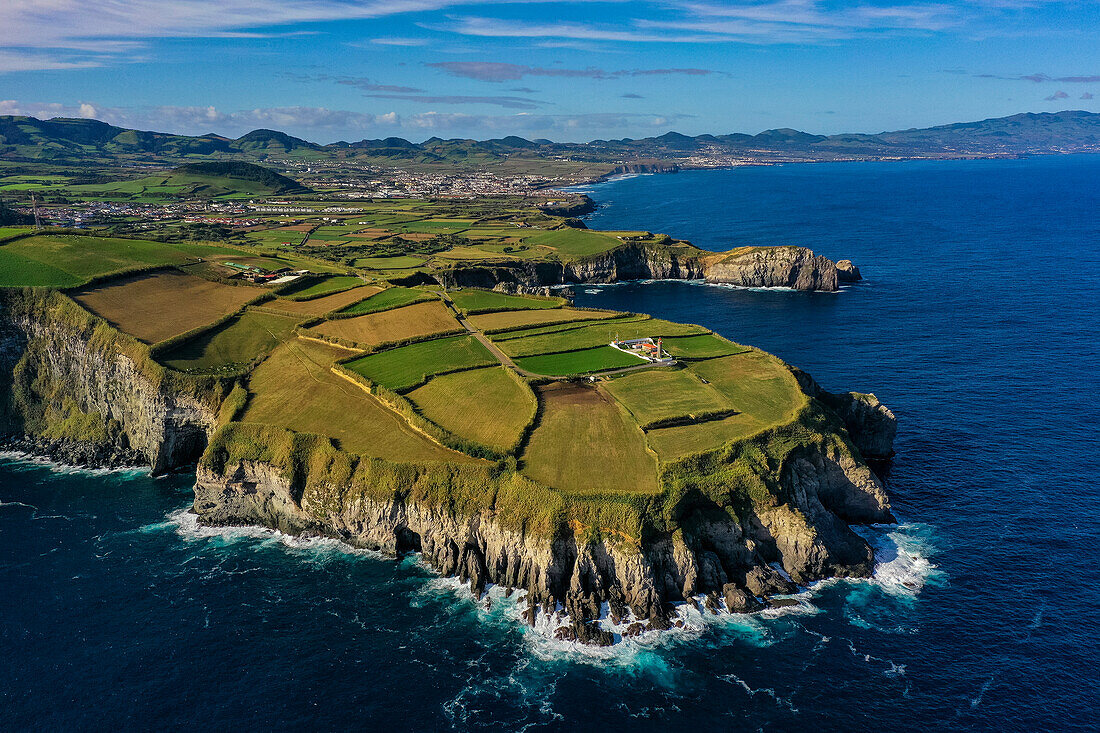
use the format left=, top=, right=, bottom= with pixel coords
left=598, top=162, right=682, bottom=180
left=836, top=259, right=862, bottom=283
left=537, top=194, right=596, bottom=217
left=435, top=243, right=850, bottom=293
left=792, top=368, right=897, bottom=459
left=703, top=246, right=839, bottom=291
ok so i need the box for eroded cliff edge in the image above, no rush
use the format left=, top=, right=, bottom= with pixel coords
left=0, top=289, right=227, bottom=471
left=434, top=242, right=859, bottom=294
left=0, top=288, right=896, bottom=645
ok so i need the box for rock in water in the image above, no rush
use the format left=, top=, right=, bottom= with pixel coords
left=722, top=583, right=763, bottom=614
left=836, top=259, right=862, bottom=282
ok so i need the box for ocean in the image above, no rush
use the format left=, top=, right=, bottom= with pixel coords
left=3, top=155, right=1099, bottom=730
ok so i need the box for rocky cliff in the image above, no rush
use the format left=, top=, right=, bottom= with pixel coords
left=702, top=246, right=839, bottom=291
left=193, top=391, right=895, bottom=644
left=0, top=289, right=225, bottom=472
left=435, top=242, right=849, bottom=293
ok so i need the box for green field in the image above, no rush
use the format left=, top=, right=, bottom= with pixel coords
left=278, top=275, right=363, bottom=298
left=521, top=382, right=658, bottom=495
left=266, top=285, right=381, bottom=316
left=71, top=270, right=260, bottom=344
left=408, top=367, right=536, bottom=451
left=659, top=333, right=746, bottom=359
left=604, top=368, right=731, bottom=427
left=468, top=308, right=620, bottom=333
left=310, top=300, right=460, bottom=348
left=160, top=309, right=299, bottom=372
left=243, top=338, right=469, bottom=462
left=0, top=234, right=215, bottom=287
left=687, top=351, right=804, bottom=425
left=354, top=256, right=425, bottom=269
left=497, top=318, right=707, bottom=358
left=339, top=287, right=433, bottom=315
left=0, top=227, right=32, bottom=240
left=448, top=289, right=564, bottom=314
left=345, top=334, right=497, bottom=392
left=512, top=346, right=642, bottom=376
left=521, top=229, right=624, bottom=259
left=643, top=351, right=808, bottom=460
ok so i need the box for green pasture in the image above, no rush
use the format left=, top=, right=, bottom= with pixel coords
left=513, top=346, right=642, bottom=376
left=160, top=309, right=298, bottom=372
left=345, top=334, right=496, bottom=392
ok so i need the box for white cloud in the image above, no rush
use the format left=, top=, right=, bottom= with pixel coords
left=0, top=98, right=688, bottom=142
left=0, top=0, right=600, bottom=70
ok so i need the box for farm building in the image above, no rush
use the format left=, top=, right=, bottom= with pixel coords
left=610, top=337, right=671, bottom=363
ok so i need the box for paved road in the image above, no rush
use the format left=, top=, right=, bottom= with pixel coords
left=436, top=291, right=675, bottom=380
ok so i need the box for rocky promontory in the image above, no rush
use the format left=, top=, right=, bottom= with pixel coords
left=435, top=242, right=855, bottom=293
left=0, top=283, right=895, bottom=646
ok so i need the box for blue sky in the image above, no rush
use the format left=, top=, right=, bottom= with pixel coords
left=1, top=0, right=1098, bottom=142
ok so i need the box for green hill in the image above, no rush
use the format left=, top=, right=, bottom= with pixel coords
left=71, top=161, right=312, bottom=199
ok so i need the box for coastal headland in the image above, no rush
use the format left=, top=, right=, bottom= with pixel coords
left=0, top=203, right=892, bottom=643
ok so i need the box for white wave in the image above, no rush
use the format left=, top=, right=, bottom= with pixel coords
left=151, top=507, right=386, bottom=561
left=0, top=450, right=149, bottom=478
left=853, top=522, right=942, bottom=597
left=0, top=499, right=37, bottom=510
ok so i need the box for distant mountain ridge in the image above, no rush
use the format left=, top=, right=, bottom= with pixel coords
left=2, top=110, right=1099, bottom=168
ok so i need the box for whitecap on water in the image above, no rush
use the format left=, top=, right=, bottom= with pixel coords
left=0, top=451, right=150, bottom=478
left=147, top=506, right=386, bottom=564
left=853, top=522, right=943, bottom=597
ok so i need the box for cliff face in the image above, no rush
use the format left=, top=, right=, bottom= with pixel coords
left=435, top=243, right=846, bottom=293
left=0, top=291, right=220, bottom=472
left=702, top=246, right=839, bottom=291
left=193, top=399, right=895, bottom=643
left=792, top=368, right=897, bottom=459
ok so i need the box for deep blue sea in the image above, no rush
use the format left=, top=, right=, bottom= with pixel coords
left=4, top=156, right=1100, bottom=731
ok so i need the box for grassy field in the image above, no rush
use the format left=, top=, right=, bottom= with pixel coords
left=71, top=271, right=259, bottom=343
left=604, top=368, right=731, bottom=427
left=408, top=366, right=536, bottom=451
left=0, top=234, right=206, bottom=287
left=243, top=338, right=469, bottom=462
left=513, top=346, right=642, bottom=376
left=521, top=382, right=659, bottom=495
left=659, top=333, right=747, bottom=359
left=468, top=308, right=620, bottom=333
left=0, top=227, right=32, bottom=240
left=267, top=285, right=381, bottom=316
left=339, top=287, right=433, bottom=315
left=448, top=289, right=563, bottom=314
left=355, top=256, right=425, bottom=269
left=310, top=300, right=460, bottom=348
left=345, top=334, right=496, bottom=392
left=521, top=229, right=624, bottom=259
left=497, top=318, right=707, bottom=358
left=159, top=309, right=299, bottom=372
left=278, top=275, right=363, bottom=299
left=687, top=351, right=804, bottom=425
left=643, top=351, right=808, bottom=460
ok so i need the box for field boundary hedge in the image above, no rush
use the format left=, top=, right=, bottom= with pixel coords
left=639, top=409, right=739, bottom=432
